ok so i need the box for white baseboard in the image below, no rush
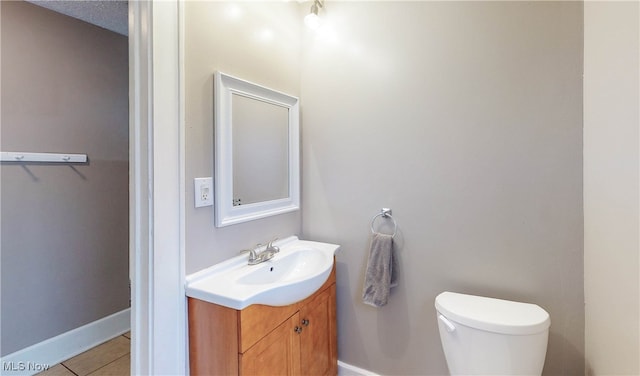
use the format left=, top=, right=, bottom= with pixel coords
left=338, top=360, right=380, bottom=376
left=1, top=308, right=130, bottom=376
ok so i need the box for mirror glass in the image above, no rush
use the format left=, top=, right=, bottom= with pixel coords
left=232, top=94, right=289, bottom=206
left=214, top=72, right=300, bottom=227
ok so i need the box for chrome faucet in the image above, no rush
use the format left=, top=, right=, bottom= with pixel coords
left=241, top=238, right=280, bottom=265
left=265, top=238, right=280, bottom=254
left=240, top=246, right=261, bottom=265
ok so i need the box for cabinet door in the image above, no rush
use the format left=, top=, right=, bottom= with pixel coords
left=240, top=314, right=301, bottom=376
left=299, top=285, right=337, bottom=376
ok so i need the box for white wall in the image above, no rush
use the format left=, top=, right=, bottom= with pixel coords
left=300, top=2, right=584, bottom=374
left=584, top=2, right=640, bottom=375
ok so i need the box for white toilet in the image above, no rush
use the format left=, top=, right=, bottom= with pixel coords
left=435, top=291, right=550, bottom=376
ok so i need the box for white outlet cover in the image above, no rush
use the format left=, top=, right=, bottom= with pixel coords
left=194, top=177, right=213, bottom=208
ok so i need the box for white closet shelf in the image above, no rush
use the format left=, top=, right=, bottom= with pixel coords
left=1, top=151, right=87, bottom=163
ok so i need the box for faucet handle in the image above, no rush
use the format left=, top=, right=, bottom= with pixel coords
left=267, top=238, right=280, bottom=252
left=240, top=248, right=258, bottom=261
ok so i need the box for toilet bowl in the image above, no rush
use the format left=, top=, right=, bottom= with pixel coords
left=435, top=291, right=550, bottom=376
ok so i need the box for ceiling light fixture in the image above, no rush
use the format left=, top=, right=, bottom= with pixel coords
left=304, top=0, right=324, bottom=30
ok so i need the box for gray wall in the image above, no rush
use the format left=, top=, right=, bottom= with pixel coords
left=1, top=1, right=129, bottom=356
left=300, top=2, right=584, bottom=375
left=183, top=1, right=585, bottom=374
left=184, top=1, right=302, bottom=273
left=584, top=2, right=639, bottom=374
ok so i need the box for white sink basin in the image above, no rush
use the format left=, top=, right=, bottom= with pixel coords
left=185, top=236, right=340, bottom=309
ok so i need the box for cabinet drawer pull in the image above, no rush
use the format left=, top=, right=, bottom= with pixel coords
left=301, top=319, right=310, bottom=326
left=294, top=326, right=303, bottom=334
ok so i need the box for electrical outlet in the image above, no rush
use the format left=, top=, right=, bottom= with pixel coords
left=194, top=177, right=213, bottom=208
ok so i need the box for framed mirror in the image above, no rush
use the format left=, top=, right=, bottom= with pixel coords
left=214, top=72, right=300, bottom=227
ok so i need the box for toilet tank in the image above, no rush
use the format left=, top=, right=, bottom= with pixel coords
left=435, top=292, right=550, bottom=376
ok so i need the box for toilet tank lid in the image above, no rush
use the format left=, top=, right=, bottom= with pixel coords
left=435, top=291, right=550, bottom=335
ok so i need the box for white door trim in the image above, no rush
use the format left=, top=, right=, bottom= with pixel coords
left=129, top=1, right=186, bottom=374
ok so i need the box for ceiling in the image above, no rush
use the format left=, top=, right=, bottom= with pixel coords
left=27, top=0, right=128, bottom=36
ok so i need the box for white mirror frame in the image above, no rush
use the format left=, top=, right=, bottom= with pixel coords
left=214, top=72, right=300, bottom=227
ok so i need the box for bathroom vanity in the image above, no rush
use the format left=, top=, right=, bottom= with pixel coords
left=185, top=237, right=339, bottom=376
left=188, top=266, right=336, bottom=375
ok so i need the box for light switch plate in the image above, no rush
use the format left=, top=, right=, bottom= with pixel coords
left=194, top=177, right=213, bottom=208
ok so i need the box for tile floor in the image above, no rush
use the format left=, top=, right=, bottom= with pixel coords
left=37, top=332, right=130, bottom=376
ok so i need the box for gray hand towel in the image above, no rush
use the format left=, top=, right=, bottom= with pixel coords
left=362, top=232, right=398, bottom=307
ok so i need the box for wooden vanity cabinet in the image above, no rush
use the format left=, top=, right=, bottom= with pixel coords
left=240, top=314, right=301, bottom=375
left=188, top=266, right=337, bottom=376
left=299, top=285, right=337, bottom=375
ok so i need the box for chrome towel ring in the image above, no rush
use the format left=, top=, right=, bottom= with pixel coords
left=370, top=208, right=397, bottom=238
